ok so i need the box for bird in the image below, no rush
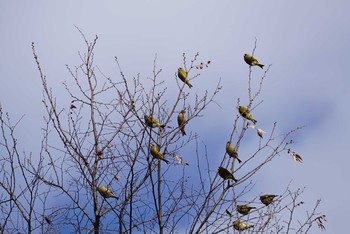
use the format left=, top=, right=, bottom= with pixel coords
left=260, top=194, right=278, bottom=206
left=217, top=167, right=238, bottom=182
left=233, top=220, right=254, bottom=231
left=236, top=205, right=256, bottom=215
left=177, top=67, right=193, bottom=88
left=288, top=149, right=303, bottom=163
left=97, top=185, right=119, bottom=199
left=238, top=106, right=257, bottom=124
left=257, top=128, right=267, bottom=138
left=315, top=215, right=327, bottom=230
left=150, top=144, right=169, bottom=164
left=177, top=109, right=187, bottom=136
left=244, top=53, right=264, bottom=69
left=226, top=142, right=242, bottom=163
left=144, top=115, right=166, bottom=128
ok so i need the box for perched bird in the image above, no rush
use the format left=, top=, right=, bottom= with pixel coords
left=238, top=106, right=257, bottom=124
left=218, top=167, right=238, bottom=182
left=288, top=149, right=303, bottom=163
left=97, top=185, right=118, bottom=199
left=244, top=53, right=264, bottom=69
left=177, top=109, right=187, bottom=136
left=315, top=215, right=327, bottom=230
left=236, top=205, right=256, bottom=215
left=260, top=194, right=278, bottom=206
left=144, top=115, right=166, bottom=129
left=233, top=220, right=254, bottom=231
left=177, top=67, right=193, bottom=88
left=292, top=153, right=303, bottom=163
left=257, top=128, right=267, bottom=138
left=226, top=142, right=242, bottom=163
left=150, top=144, right=169, bottom=164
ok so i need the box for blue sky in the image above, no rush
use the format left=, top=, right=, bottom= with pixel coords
left=1, top=1, right=349, bottom=233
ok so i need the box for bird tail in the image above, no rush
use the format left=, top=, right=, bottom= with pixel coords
left=160, top=124, right=166, bottom=129
left=257, top=64, right=264, bottom=69
left=237, top=158, right=242, bottom=164
left=252, top=119, right=257, bottom=124
left=186, top=82, right=193, bottom=88
left=180, top=126, right=186, bottom=136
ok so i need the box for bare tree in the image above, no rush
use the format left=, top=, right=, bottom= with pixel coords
left=0, top=32, right=325, bottom=233
left=0, top=106, right=50, bottom=234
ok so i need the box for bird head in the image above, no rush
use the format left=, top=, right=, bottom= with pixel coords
left=238, top=106, right=248, bottom=112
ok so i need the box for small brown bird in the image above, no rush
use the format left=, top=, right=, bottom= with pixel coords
left=244, top=53, right=264, bottom=69
left=226, top=142, right=242, bottom=163
left=260, top=194, right=278, bottom=206
left=97, top=185, right=119, bottom=199
left=236, top=205, right=256, bottom=215
left=217, top=167, right=238, bottom=182
left=144, top=115, right=166, bottom=129
left=178, top=67, right=193, bottom=88
left=288, top=149, right=303, bottom=163
left=177, top=109, right=187, bottom=136
left=150, top=144, right=169, bottom=164
left=233, top=220, right=254, bottom=231
left=238, top=106, right=257, bottom=124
